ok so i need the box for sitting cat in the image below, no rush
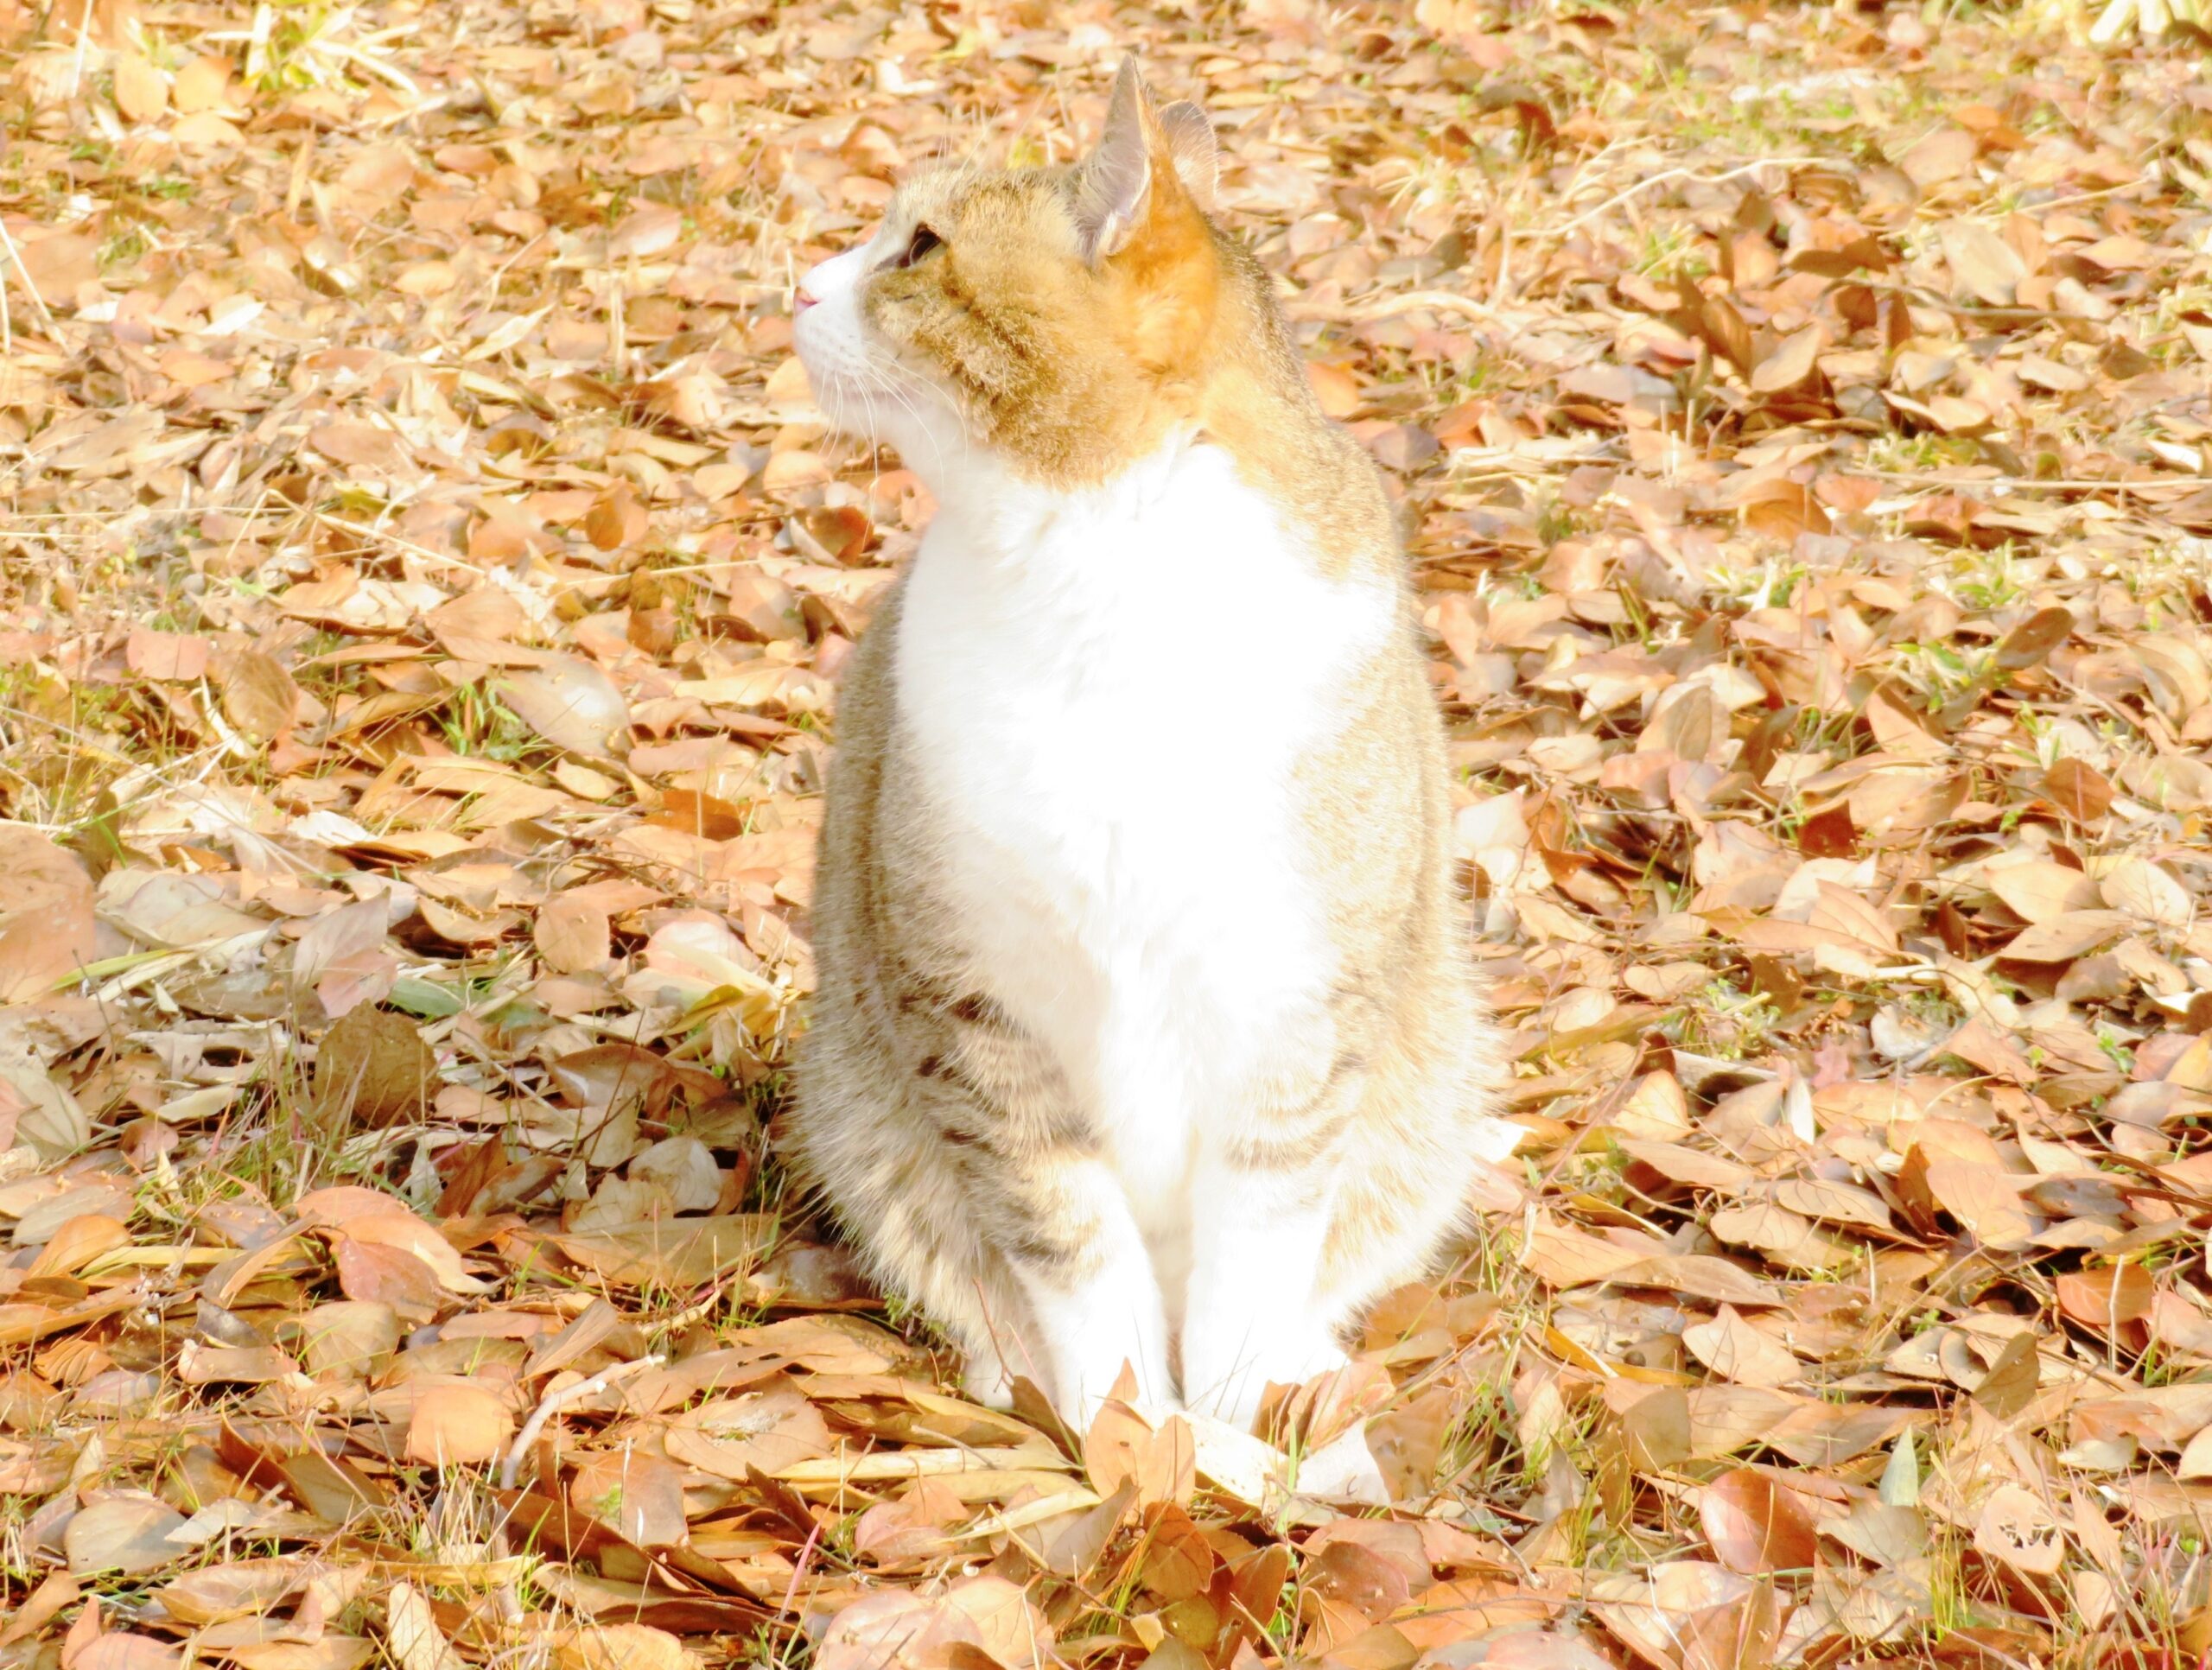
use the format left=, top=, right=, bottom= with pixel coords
left=785, top=58, right=1505, bottom=1432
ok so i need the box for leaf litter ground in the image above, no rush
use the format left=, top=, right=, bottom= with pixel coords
left=4, top=1, right=2212, bottom=1666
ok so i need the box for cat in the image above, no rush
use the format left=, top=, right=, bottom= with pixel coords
left=783, top=58, right=1506, bottom=1433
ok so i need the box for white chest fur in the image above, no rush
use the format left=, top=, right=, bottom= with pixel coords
left=893, top=445, right=1395, bottom=1210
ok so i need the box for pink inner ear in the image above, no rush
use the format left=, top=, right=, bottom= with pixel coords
left=1074, top=62, right=1156, bottom=264
left=1075, top=137, right=1150, bottom=264
left=1156, top=102, right=1217, bottom=213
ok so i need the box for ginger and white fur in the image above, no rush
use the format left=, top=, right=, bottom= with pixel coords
left=786, top=60, right=1504, bottom=1432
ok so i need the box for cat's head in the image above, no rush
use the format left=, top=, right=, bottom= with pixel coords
left=793, top=59, right=1235, bottom=494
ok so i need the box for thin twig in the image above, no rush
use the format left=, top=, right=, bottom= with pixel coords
left=776, top=1518, right=823, bottom=1624
left=1548, top=157, right=1827, bottom=239
left=67, top=0, right=93, bottom=98
left=0, top=219, right=60, bottom=336
left=499, top=1353, right=664, bottom=1489
left=1861, top=470, right=2194, bottom=495
left=1344, top=289, right=1499, bottom=325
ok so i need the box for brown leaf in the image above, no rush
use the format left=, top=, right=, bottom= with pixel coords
left=2101, top=857, right=2190, bottom=927
left=125, top=628, right=209, bottom=682
left=1970, top=1330, right=2041, bottom=1419
left=65, top=1496, right=188, bottom=1576
left=1139, top=1503, right=1218, bottom=1601
left=330, top=1235, right=444, bottom=1323
left=570, top=1450, right=690, bottom=1546
left=26, top=1213, right=130, bottom=1279
left=73, top=1638, right=181, bottom=1670
left=2056, top=1263, right=2154, bottom=1330
left=1922, top=1160, right=2033, bottom=1251
left=0, top=1572, right=79, bottom=1648
left=1987, top=860, right=2101, bottom=924
left=1796, top=803, right=1856, bottom=859
left=112, top=54, right=169, bottom=122
left=1301, top=1538, right=1410, bottom=1622
left=337, top=1211, right=481, bottom=1294
left=852, top=1478, right=969, bottom=1565
left=499, top=657, right=632, bottom=759
left=1613, top=1384, right=1692, bottom=1472
left=1900, top=127, right=1976, bottom=187
left=1736, top=479, right=1830, bottom=541
left=1692, top=294, right=1755, bottom=372
left=1770, top=1178, right=1893, bottom=1235
left=405, top=1383, right=515, bottom=1466
left=18, top=232, right=99, bottom=299
left=2002, top=910, right=2133, bottom=962
left=214, top=650, right=302, bottom=742
left=547, top=1625, right=702, bottom=1670
left=608, top=204, right=683, bottom=261
left=586, top=485, right=650, bottom=552
left=1084, top=1402, right=1195, bottom=1508
left=1939, top=219, right=2026, bottom=306
left=296, top=1300, right=401, bottom=1381
left=2177, top=1423, right=2212, bottom=1481
left=61, top=1592, right=102, bottom=1668
left=1307, top=361, right=1363, bottom=418
left=1974, top=1483, right=2062, bottom=1577
left=384, top=1583, right=468, bottom=1670
left=1750, top=323, right=1824, bottom=393
left=0, top=828, right=97, bottom=1003
left=939, top=1576, right=1055, bottom=1670
left=1682, top=1305, right=1799, bottom=1389
left=536, top=894, right=613, bottom=975
left=1993, top=606, right=2075, bottom=672
left=663, top=1385, right=833, bottom=1480
left=314, top=1005, right=437, bottom=1128
left=1700, top=1468, right=1818, bottom=1575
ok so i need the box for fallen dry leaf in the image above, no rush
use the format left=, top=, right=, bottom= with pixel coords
left=0, top=828, right=98, bottom=1002
left=404, top=1384, right=513, bottom=1466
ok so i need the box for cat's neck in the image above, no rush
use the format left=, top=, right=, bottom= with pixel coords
left=912, top=428, right=1220, bottom=566
left=899, top=421, right=1398, bottom=674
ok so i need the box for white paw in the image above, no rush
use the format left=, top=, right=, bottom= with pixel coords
left=1055, top=1353, right=1178, bottom=1433
left=963, top=1354, right=1018, bottom=1411
left=1127, top=1394, right=1188, bottom=1428
left=1183, top=1331, right=1351, bottom=1433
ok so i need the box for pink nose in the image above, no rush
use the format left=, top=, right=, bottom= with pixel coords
left=795, top=284, right=819, bottom=314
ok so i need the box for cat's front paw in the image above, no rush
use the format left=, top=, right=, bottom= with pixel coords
left=1181, top=1331, right=1351, bottom=1435
left=963, top=1355, right=1020, bottom=1412
left=1052, top=1355, right=1179, bottom=1435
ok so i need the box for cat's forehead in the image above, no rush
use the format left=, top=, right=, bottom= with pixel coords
left=890, top=163, right=1072, bottom=236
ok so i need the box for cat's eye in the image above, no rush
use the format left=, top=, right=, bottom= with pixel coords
left=893, top=225, right=944, bottom=269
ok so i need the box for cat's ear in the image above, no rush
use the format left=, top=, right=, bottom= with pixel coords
left=1074, top=57, right=1155, bottom=264
left=1156, top=100, right=1217, bottom=212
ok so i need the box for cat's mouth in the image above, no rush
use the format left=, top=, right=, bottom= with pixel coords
left=791, top=334, right=862, bottom=433
left=791, top=249, right=869, bottom=428
left=794, top=272, right=967, bottom=478
left=793, top=257, right=912, bottom=445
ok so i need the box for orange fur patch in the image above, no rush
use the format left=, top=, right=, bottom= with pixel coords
left=852, top=98, right=1397, bottom=575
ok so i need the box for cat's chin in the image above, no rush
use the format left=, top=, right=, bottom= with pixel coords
left=794, top=369, right=871, bottom=447
left=793, top=355, right=968, bottom=490
left=838, top=408, right=975, bottom=501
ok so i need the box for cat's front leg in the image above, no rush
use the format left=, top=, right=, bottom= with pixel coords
left=1179, top=1156, right=1353, bottom=1432
left=1179, top=1045, right=1365, bottom=1432
left=993, top=1156, right=1177, bottom=1426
